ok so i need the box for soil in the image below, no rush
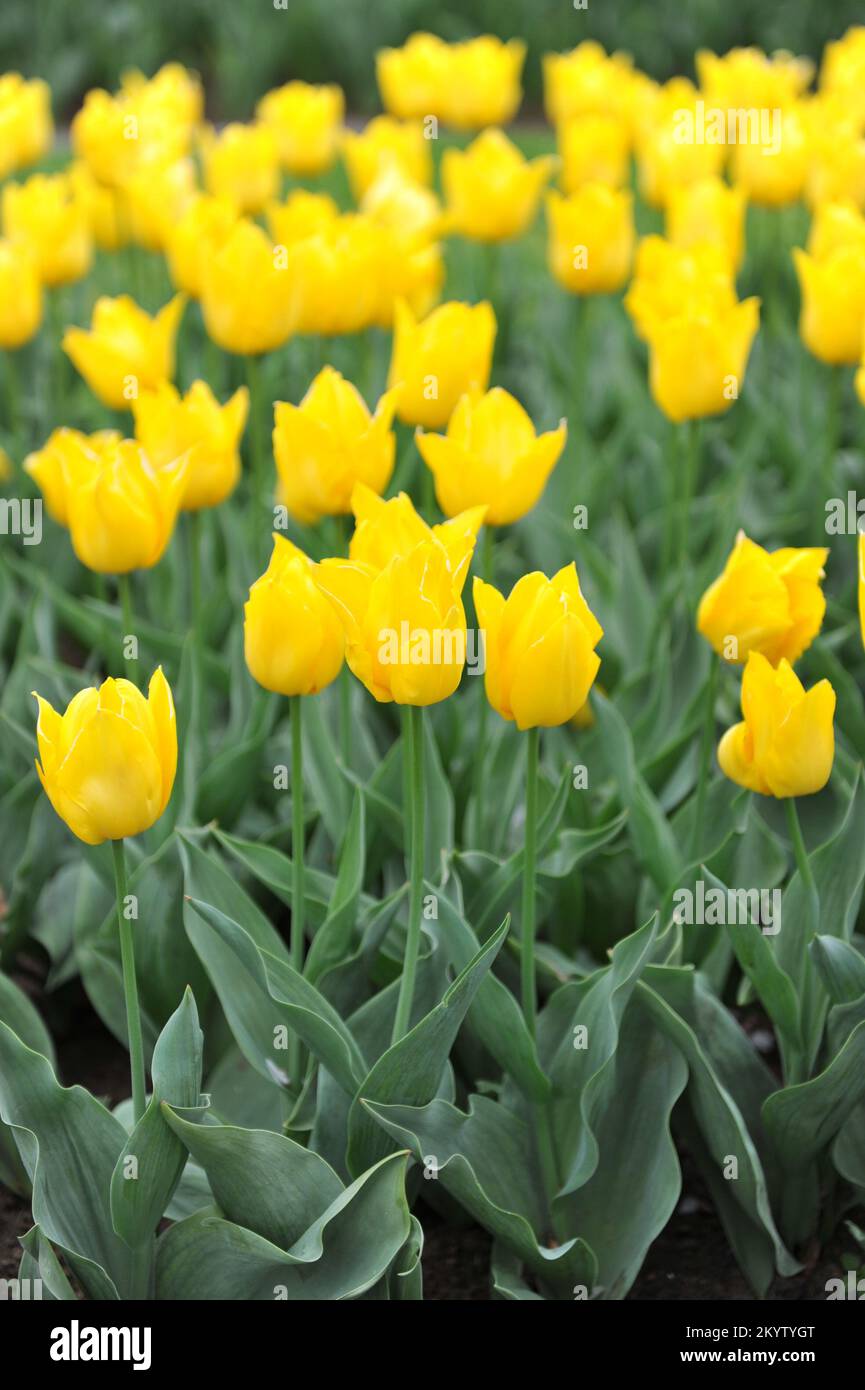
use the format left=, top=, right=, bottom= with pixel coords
left=0, top=971, right=854, bottom=1301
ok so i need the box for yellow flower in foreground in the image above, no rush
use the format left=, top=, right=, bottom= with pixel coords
left=33, top=668, right=177, bottom=845
left=388, top=298, right=495, bottom=428
left=244, top=535, right=344, bottom=697
left=2, top=172, right=93, bottom=287
left=201, top=122, right=279, bottom=214
left=256, top=81, right=344, bottom=175
left=0, top=238, right=41, bottom=348
left=318, top=539, right=467, bottom=705
left=166, top=193, right=238, bottom=299
left=348, top=482, right=483, bottom=593
left=63, top=294, right=185, bottom=410
left=62, top=438, right=186, bottom=574
left=0, top=74, right=52, bottom=177
left=645, top=296, right=760, bottom=423
left=559, top=113, right=630, bottom=191
left=474, top=566, right=603, bottom=729
left=273, top=367, right=399, bottom=525
left=417, top=387, right=565, bottom=524
left=793, top=245, right=865, bottom=364
left=342, top=116, right=432, bottom=201
left=718, top=652, right=835, bottom=798
left=133, top=380, right=249, bottom=511
left=697, top=532, right=828, bottom=666
left=546, top=185, right=634, bottom=294
left=24, top=427, right=121, bottom=526
left=442, top=128, right=554, bottom=243
left=200, top=219, right=296, bottom=356
left=666, top=177, right=746, bottom=272
left=625, top=236, right=736, bottom=341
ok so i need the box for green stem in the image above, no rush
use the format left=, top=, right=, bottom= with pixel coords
left=290, top=696, right=305, bottom=1087
left=689, top=658, right=719, bottom=861
left=245, top=352, right=267, bottom=558
left=469, top=526, right=494, bottom=844
left=4, top=347, right=20, bottom=445
left=391, top=705, right=426, bottom=1044
left=677, top=419, right=700, bottom=573
left=187, top=510, right=202, bottom=631
left=118, top=572, right=138, bottom=684
left=786, top=797, right=819, bottom=942
left=520, top=726, right=540, bottom=1035
left=823, top=364, right=843, bottom=501
left=112, top=840, right=147, bottom=1125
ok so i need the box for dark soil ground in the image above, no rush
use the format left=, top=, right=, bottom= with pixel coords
left=0, top=969, right=854, bottom=1301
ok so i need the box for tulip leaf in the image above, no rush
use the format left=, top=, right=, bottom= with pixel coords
left=809, top=934, right=865, bottom=1006
left=214, top=826, right=371, bottom=926
left=17, top=1224, right=78, bottom=1300
left=301, top=693, right=349, bottom=845
left=178, top=831, right=290, bottom=960
left=762, top=1019, right=865, bottom=1170
left=304, top=789, right=365, bottom=983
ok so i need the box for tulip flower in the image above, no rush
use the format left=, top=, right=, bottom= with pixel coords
left=625, top=235, right=736, bottom=341
left=807, top=201, right=865, bottom=262
left=637, top=88, right=726, bottom=209
left=822, top=27, right=865, bottom=127
left=546, top=185, right=634, bottom=295
left=62, top=293, right=186, bottom=410
left=0, top=74, right=53, bottom=178
left=68, top=161, right=129, bottom=252
left=201, top=122, right=279, bottom=215
left=341, top=116, right=432, bottom=202
left=165, top=193, right=237, bottom=299
left=266, top=189, right=340, bottom=247
left=387, top=298, right=496, bottom=428
left=697, top=533, right=828, bottom=667
left=348, top=482, right=484, bottom=590
left=730, top=107, right=808, bottom=207
left=2, top=171, right=93, bottom=287
left=273, top=367, right=399, bottom=525
left=287, top=213, right=384, bottom=336
left=377, top=33, right=525, bottom=129
left=543, top=42, right=638, bottom=129
left=718, top=651, right=835, bottom=799
left=559, top=113, right=630, bottom=191
left=793, top=245, right=865, bottom=365
left=804, top=114, right=865, bottom=211
left=666, top=177, right=747, bottom=272
left=0, top=238, right=41, bottom=348
left=375, top=32, right=450, bottom=121
left=122, top=155, right=197, bottom=253
left=24, top=426, right=121, bottom=526
left=361, top=166, right=442, bottom=239
left=644, top=295, right=760, bottom=423
left=256, top=81, right=344, bottom=175
left=474, top=564, right=602, bottom=1033
left=61, top=436, right=186, bottom=576
left=33, top=667, right=178, bottom=1122
left=133, top=380, right=248, bottom=512
left=417, top=387, right=566, bottom=525
left=696, top=45, right=812, bottom=112
left=200, top=219, right=296, bottom=356
left=244, top=534, right=345, bottom=1082
left=442, top=129, right=554, bottom=243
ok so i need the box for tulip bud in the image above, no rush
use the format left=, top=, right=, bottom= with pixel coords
left=244, top=536, right=344, bottom=697
left=645, top=297, right=760, bottom=423
left=34, top=668, right=177, bottom=844
left=474, top=565, right=603, bottom=729
left=2, top=171, right=93, bottom=287
left=256, top=81, right=344, bottom=176
left=718, top=652, right=835, bottom=798
left=200, top=219, right=297, bottom=356
left=62, top=438, right=186, bottom=574
left=387, top=298, right=496, bottom=428
left=417, top=387, right=565, bottom=524
left=546, top=185, right=634, bottom=295
left=0, top=74, right=53, bottom=178
left=793, top=244, right=865, bottom=365
left=63, top=293, right=185, bottom=410
left=698, top=532, right=828, bottom=666
left=273, top=368, right=399, bottom=524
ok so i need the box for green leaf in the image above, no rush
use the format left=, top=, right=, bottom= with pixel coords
left=809, top=935, right=865, bottom=1006
left=17, top=1225, right=77, bottom=1301
left=304, top=790, right=365, bottom=983
left=763, top=1020, right=865, bottom=1170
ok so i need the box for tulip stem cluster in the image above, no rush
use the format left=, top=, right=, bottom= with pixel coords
left=290, top=695, right=306, bottom=1087
left=111, top=838, right=147, bottom=1126
left=391, top=704, right=426, bottom=1045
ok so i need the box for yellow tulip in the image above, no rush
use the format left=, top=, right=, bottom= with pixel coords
left=342, top=116, right=432, bottom=202
left=666, top=177, right=746, bottom=272
left=63, top=294, right=185, bottom=410
left=68, top=161, right=129, bottom=252
left=166, top=193, right=238, bottom=299
left=256, top=81, right=344, bottom=175
left=266, top=189, right=340, bottom=246
left=200, top=219, right=296, bottom=356
left=348, top=482, right=484, bottom=593
left=387, top=298, right=496, bottom=428
left=718, top=652, right=835, bottom=798
left=822, top=27, right=865, bottom=128
left=442, top=129, right=554, bottom=243
left=376, top=32, right=450, bottom=121
left=697, top=533, right=828, bottom=666
left=273, top=367, right=399, bottom=525
left=807, top=201, right=865, bottom=261
left=546, top=185, right=634, bottom=295
left=374, top=227, right=445, bottom=329
left=122, top=156, right=196, bottom=252
left=417, top=387, right=565, bottom=524
left=696, top=46, right=813, bottom=112
left=61, top=437, right=186, bottom=574
left=287, top=213, right=383, bottom=336
left=625, top=235, right=736, bottom=341
left=559, top=113, right=630, bottom=191
left=317, top=539, right=468, bottom=705
left=804, top=114, right=865, bottom=211
left=34, top=668, right=177, bottom=845
left=24, top=427, right=121, bottom=526
left=793, top=245, right=865, bottom=365
left=377, top=33, right=524, bottom=129
left=2, top=172, right=93, bottom=288
left=473, top=565, right=603, bottom=729
left=132, top=380, right=249, bottom=511
left=201, top=122, right=279, bottom=215
left=361, top=166, right=442, bottom=239
left=730, top=107, right=808, bottom=207
left=645, top=296, right=760, bottom=423
left=244, top=535, right=344, bottom=697
left=543, top=42, right=638, bottom=129
left=122, top=62, right=203, bottom=139
left=0, top=74, right=53, bottom=177
left=637, top=81, right=726, bottom=208
left=0, top=238, right=41, bottom=348
left=70, top=89, right=139, bottom=189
